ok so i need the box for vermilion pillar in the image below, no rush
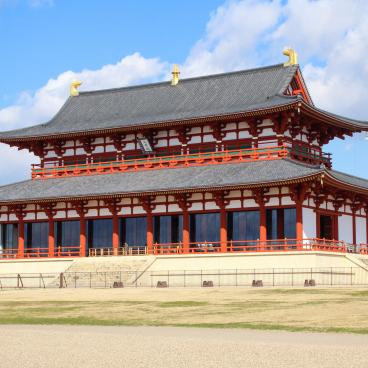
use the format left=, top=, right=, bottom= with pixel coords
left=80, top=217, right=86, bottom=257
left=352, top=212, right=357, bottom=245
left=182, top=210, right=190, bottom=254
left=296, top=200, right=303, bottom=241
left=259, top=204, right=267, bottom=244
left=112, top=213, right=119, bottom=254
left=146, top=212, right=153, bottom=254
left=220, top=208, right=227, bottom=253
left=48, top=218, right=55, bottom=257
left=18, top=219, right=25, bottom=258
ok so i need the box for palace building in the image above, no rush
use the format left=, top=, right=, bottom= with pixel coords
left=0, top=49, right=367, bottom=259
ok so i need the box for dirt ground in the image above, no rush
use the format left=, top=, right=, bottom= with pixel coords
left=0, top=287, right=368, bottom=333
left=1, top=325, right=368, bottom=368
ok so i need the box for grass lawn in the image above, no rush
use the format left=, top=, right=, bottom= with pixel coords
left=0, top=287, right=368, bottom=333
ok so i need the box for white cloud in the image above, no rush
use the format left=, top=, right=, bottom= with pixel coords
left=0, top=52, right=168, bottom=132
left=183, top=0, right=282, bottom=77
left=0, top=53, right=168, bottom=184
left=1, top=0, right=368, bottom=184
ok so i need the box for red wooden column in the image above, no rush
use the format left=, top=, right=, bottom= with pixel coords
left=138, top=196, right=156, bottom=254
left=9, top=205, right=26, bottom=258
left=18, top=218, right=25, bottom=258
left=146, top=213, right=153, bottom=252
left=213, top=191, right=229, bottom=253
left=104, top=199, right=123, bottom=255
left=80, top=217, right=86, bottom=257
left=175, top=194, right=191, bottom=254
left=296, top=200, right=303, bottom=241
left=290, top=184, right=308, bottom=249
left=253, top=189, right=269, bottom=250
left=352, top=211, right=357, bottom=245
left=220, top=209, right=227, bottom=253
left=259, top=204, right=267, bottom=243
left=182, top=210, right=190, bottom=254
left=112, top=214, right=119, bottom=253
left=48, top=218, right=55, bottom=257
left=70, top=201, right=88, bottom=257
left=351, top=201, right=362, bottom=246
left=41, top=204, right=57, bottom=258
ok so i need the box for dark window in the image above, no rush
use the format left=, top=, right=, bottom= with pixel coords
left=227, top=211, right=260, bottom=242
left=190, top=213, right=220, bottom=243
left=120, top=217, right=147, bottom=247
left=25, top=222, right=49, bottom=249
left=0, top=224, right=18, bottom=250
left=266, top=208, right=296, bottom=239
left=55, top=221, right=80, bottom=247
left=153, top=215, right=183, bottom=244
left=87, top=219, right=112, bottom=249
left=320, top=215, right=333, bottom=239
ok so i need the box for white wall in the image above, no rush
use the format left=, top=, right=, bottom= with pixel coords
left=339, top=215, right=353, bottom=243
left=356, top=217, right=367, bottom=244
left=303, top=207, right=316, bottom=238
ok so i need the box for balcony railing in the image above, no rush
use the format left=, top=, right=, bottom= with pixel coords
left=1, top=240, right=367, bottom=259
left=31, top=145, right=331, bottom=179
left=89, top=239, right=368, bottom=257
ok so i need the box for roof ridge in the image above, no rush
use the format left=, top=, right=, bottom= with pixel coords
left=79, top=63, right=291, bottom=96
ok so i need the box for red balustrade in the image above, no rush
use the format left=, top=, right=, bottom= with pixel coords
left=1, top=239, right=366, bottom=259
left=32, top=146, right=289, bottom=179
left=149, top=238, right=354, bottom=255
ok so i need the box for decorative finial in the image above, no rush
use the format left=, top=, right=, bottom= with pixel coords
left=171, top=64, right=180, bottom=86
left=70, top=80, right=82, bottom=96
left=283, top=47, right=298, bottom=66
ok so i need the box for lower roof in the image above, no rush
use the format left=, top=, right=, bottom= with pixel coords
left=0, top=159, right=366, bottom=205
left=0, top=159, right=323, bottom=204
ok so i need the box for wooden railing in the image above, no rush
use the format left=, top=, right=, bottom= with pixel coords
left=88, top=246, right=147, bottom=257
left=0, top=246, right=81, bottom=259
left=0, top=249, right=18, bottom=259
left=150, top=239, right=351, bottom=255
left=32, top=146, right=289, bottom=179
left=1, top=240, right=366, bottom=259
left=88, top=239, right=367, bottom=257
left=32, top=145, right=333, bottom=180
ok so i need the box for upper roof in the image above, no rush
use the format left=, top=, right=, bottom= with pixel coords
left=0, top=63, right=366, bottom=142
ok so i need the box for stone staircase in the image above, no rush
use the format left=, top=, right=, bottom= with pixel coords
left=48, top=255, right=156, bottom=288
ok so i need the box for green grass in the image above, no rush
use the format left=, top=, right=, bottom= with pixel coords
left=157, top=301, right=209, bottom=308
left=1, top=288, right=367, bottom=334
left=0, top=315, right=367, bottom=335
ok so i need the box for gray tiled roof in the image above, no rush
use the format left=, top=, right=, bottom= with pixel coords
left=327, top=170, right=368, bottom=190
left=0, top=64, right=300, bottom=140
left=0, top=159, right=323, bottom=203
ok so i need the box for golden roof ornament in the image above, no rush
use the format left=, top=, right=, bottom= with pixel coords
left=283, top=47, right=298, bottom=66
left=70, top=80, right=82, bottom=97
left=171, top=64, right=180, bottom=86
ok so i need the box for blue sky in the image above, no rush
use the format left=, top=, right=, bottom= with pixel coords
left=0, top=0, right=367, bottom=184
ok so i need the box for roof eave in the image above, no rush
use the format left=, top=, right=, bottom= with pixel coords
left=0, top=100, right=300, bottom=143
left=323, top=172, right=368, bottom=195
left=0, top=172, right=322, bottom=205
left=299, top=101, right=368, bottom=132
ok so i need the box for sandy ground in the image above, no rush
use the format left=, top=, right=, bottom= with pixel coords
left=1, top=325, right=368, bottom=368
left=1, top=288, right=368, bottom=332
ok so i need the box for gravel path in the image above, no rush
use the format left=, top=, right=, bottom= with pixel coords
left=1, top=325, right=368, bottom=368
